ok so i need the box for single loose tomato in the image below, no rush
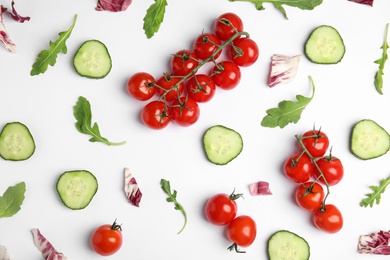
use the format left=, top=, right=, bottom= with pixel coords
left=214, top=12, right=244, bottom=41
left=300, top=129, right=329, bottom=158
left=228, top=37, right=259, bottom=67
left=141, top=100, right=171, bottom=130
left=126, top=72, right=156, bottom=101
left=186, top=74, right=216, bottom=103
left=313, top=204, right=343, bottom=233
left=193, top=33, right=222, bottom=61
left=156, top=74, right=185, bottom=102
left=295, top=182, right=324, bottom=212
left=210, top=60, right=241, bottom=90
left=171, top=49, right=199, bottom=76
left=91, top=220, right=123, bottom=256
left=314, top=156, right=344, bottom=186
left=226, top=215, right=257, bottom=252
left=170, top=96, right=200, bottom=127
left=283, top=153, right=314, bottom=183
left=205, top=191, right=242, bottom=226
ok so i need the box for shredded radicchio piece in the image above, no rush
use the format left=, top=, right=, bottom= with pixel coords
left=358, top=230, right=390, bottom=255
left=268, top=54, right=302, bottom=87
left=31, top=229, right=68, bottom=260
left=249, top=181, right=272, bottom=196
left=124, top=167, right=142, bottom=207
left=96, top=0, right=132, bottom=12
left=0, top=245, right=14, bottom=260
left=349, top=0, right=374, bottom=6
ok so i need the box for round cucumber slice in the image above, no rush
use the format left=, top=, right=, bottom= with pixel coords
left=268, top=230, right=310, bottom=260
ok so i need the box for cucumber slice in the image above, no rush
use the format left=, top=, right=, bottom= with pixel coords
left=203, top=125, right=243, bottom=165
left=56, top=170, right=98, bottom=210
left=0, top=122, right=36, bottom=161
left=73, top=40, right=112, bottom=79
left=268, top=230, right=310, bottom=260
left=305, top=25, right=345, bottom=64
left=350, top=119, right=390, bottom=160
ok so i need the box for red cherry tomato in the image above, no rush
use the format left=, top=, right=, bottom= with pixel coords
left=226, top=215, right=257, bottom=252
left=214, top=12, right=244, bottom=41
left=314, top=156, right=344, bottom=186
left=141, top=100, right=171, bottom=130
left=300, top=129, right=329, bottom=157
left=170, top=97, right=200, bottom=127
left=283, top=153, right=314, bottom=183
left=210, top=61, right=241, bottom=90
left=186, top=74, right=216, bottom=103
left=228, top=37, right=259, bottom=67
left=295, top=182, right=324, bottom=212
left=193, top=33, right=222, bottom=61
left=205, top=192, right=242, bottom=226
left=156, top=74, right=185, bottom=102
left=313, top=204, right=343, bottom=233
left=126, top=72, right=156, bottom=101
left=91, top=220, right=123, bottom=256
left=171, top=49, right=199, bottom=76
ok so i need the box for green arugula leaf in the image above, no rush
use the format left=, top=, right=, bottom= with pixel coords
left=360, top=176, right=390, bottom=207
left=227, top=0, right=323, bottom=19
left=374, top=23, right=389, bottom=95
left=73, top=96, right=126, bottom=146
left=30, top=14, right=77, bottom=76
left=160, top=179, right=187, bottom=234
left=261, top=76, right=315, bottom=128
left=0, top=182, right=26, bottom=218
left=143, top=0, right=168, bottom=39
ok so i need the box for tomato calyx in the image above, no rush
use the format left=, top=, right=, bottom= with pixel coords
left=227, top=243, right=246, bottom=253
left=229, top=189, right=243, bottom=201
left=111, top=219, right=122, bottom=231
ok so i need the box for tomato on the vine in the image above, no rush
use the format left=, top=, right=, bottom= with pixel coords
left=205, top=192, right=242, bottom=226
left=90, top=220, right=123, bottom=256
left=141, top=101, right=171, bottom=130
left=186, top=74, right=216, bottom=103
left=214, top=12, right=244, bottom=41
left=295, top=182, right=324, bottom=212
left=156, top=74, right=184, bottom=102
left=193, top=33, right=222, bottom=61
left=210, top=61, right=241, bottom=90
left=313, top=204, right=343, bottom=233
left=126, top=72, right=156, bottom=101
left=170, top=97, right=200, bottom=127
left=171, top=49, right=199, bottom=76
left=283, top=153, right=314, bottom=183
left=228, top=37, right=259, bottom=67
left=226, top=215, right=257, bottom=252
left=300, top=129, right=329, bottom=157
left=314, top=156, right=344, bottom=186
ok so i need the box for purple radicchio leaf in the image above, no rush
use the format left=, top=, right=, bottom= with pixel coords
left=268, top=54, right=302, bottom=87
left=249, top=181, right=272, bottom=196
left=124, top=167, right=142, bottom=207
left=31, top=229, right=68, bottom=260
left=349, top=0, right=374, bottom=7
left=96, top=0, right=132, bottom=12
left=358, top=230, right=390, bottom=255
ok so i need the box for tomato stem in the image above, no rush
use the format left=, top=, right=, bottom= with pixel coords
left=111, top=219, right=122, bottom=231
left=227, top=243, right=246, bottom=253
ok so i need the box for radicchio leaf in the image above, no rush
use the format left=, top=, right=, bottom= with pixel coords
left=124, top=167, right=142, bottom=207
left=358, top=230, right=390, bottom=255
left=96, top=0, right=132, bottom=12
left=268, top=54, right=302, bottom=87
left=349, top=0, right=374, bottom=7
left=31, top=229, right=68, bottom=260
left=249, top=181, right=272, bottom=195
left=0, top=245, right=14, bottom=260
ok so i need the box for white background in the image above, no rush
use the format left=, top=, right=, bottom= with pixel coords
left=1, top=0, right=390, bottom=259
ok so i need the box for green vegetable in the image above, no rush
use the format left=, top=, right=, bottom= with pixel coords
left=374, top=23, right=389, bottom=95
left=30, top=14, right=77, bottom=76
left=360, top=176, right=390, bottom=207
left=73, top=96, right=126, bottom=146
left=227, top=0, right=323, bottom=19
left=268, top=230, right=310, bottom=260
left=160, top=179, right=187, bottom=234
left=0, top=182, right=26, bottom=218
left=143, top=0, right=168, bottom=39
left=261, top=76, right=315, bottom=128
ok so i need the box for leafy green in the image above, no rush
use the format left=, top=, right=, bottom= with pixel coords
left=160, top=179, right=187, bottom=234
left=30, top=14, right=77, bottom=76
left=374, top=23, right=389, bottom=95
left=261, top=76, right=315, bottom=128
left=143, top=0, right=168, bottom=39
left=360, top=176, right=390, bottom=207
left=227, top=0, right=323, bottom=19
left=73, top=96, right=126, bottom=146
left=0, top=182, right=26, bottom=218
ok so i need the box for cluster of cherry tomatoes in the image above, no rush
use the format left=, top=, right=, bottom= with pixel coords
left=204, top=191, right=257, bottom=252
left=126, top=12, right=259, bottom=129
left=283, top=128, right=344, bottom=233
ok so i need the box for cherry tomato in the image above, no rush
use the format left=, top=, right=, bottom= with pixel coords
left=210, top=61, right=241, bottom=90
left=226, top=215, right=257, bottom=252
left=205, top=192, right=242, bottom=226
left=283, top=153, right=314, bottom=183
left=91, top=220, right=123, bottom=256
left=314, top=156, right=344, bottom=186
left=300, top=129, right=329, bottom=158
left=214, top=12, right=244, bottom=41
left=228, top=37, right=259, bottom=67
left=295, top=182, right=324, bottom=212
left=171, top=49, right=199, bottom=76
left=156, top=74, right=185, bottom=102
left=141, top=101, right=171, bottom=130
left=126, top=72, right=156, bottom=101
left=313, top=204, right=343, bottom=233
left=186, top=74, right=216, bottom=103
left=193, top=33, right=222, bottom=61
left=170, top=96, right=200, bottom=127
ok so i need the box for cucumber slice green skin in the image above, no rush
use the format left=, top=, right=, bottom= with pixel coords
left=350, top=119, right=390, bottom=160
left=73, top=40, right=112, bottom=79
left=268, top=230, right=310, bottom=260
left=203, top=125, right=243, bottom=165
left=305, top=25, right=346, bottom=64
left=56, top=170, right=98, bottom=210
left=0, top=122, right=36, bottom=161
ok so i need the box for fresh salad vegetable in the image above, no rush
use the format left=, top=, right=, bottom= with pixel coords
left=124, top=167, right=142, bottom=207
left=313, top=204, right=343, bottom=233
left=0, top=245, right=14, bottom=260
left=31, top=228, right=68, bottom=260
left=91, top=220, right=123, bottom=256
left=226, top=215, right=257, bottom=253
left=249, top=181, right=272, bottom=195
left=374, top=23, right=389, bottom=94
left=268, top=230, right=310, bottom=260
left=360, top=175, right=390, bottom=207
left=268, top=54, right=302, bottom=87
left=358, top=230, right=390, bottom=254
left=143, top=0, right=168, bottom=39
left=0, top=122, right=35, bottom=161
left=205, top=191, right=242, bottom=226
left=349, top=0, right=374, bottom=6
left=0, top=182, right=25, bottom=218
left=95, top=0, right=132, bottom=11
left=141, top=100, right=171, bottom=130
left=295, top=182, right=324, bottom=212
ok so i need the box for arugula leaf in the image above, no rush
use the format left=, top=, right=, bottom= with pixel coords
left=360, top=176, right=390, bottom=207
left=0, top=182, right=26, bottom=218
left=227, top=0, right=323, bottom=19
left=143, top=0, right=168, bottom=39
left=30, top=14, right=77, bottom=76
left=73, top=96, right=126, bottom=146
left=374, top=23, right=389, bottom=95
left=160, top=179, right=187, bottom=234
left=261, top=76, right=315, bottom=128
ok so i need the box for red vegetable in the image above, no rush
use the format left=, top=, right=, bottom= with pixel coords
left=91, top=220, right=123, bottom=256
left=124, top=167, right=142, bottom=207
left=349, top=0, right=373, bottom=6
left=31, top=228, right=67, bottom=260
left=249, top=181, right=272, bottom=195
left=358, top=230, right=390, bottom=255
left=95, top=0, right=132, bottom=11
